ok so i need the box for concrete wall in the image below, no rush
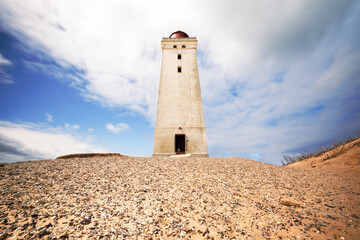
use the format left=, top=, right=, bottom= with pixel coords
left=153, top=37, right=208, bottom=157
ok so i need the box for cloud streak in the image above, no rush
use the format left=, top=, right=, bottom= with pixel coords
left=0, top=121, right=106, bottom=163
left=0, top=52, right=14, bottom=84
left=64, top=123, right=80, bottom=130
left=46, top=113, right=53, bottom=122
left=0, top=53, right=12, bottom=66
left=106, top=123, right=129, bottom=134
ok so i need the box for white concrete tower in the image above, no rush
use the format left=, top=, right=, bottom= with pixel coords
left=153, top=31, right=208, bottom=157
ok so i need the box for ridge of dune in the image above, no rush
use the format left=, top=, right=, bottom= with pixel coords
left=286, top=138, right=360, bottom=181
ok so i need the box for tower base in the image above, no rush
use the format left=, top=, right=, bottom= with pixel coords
left=153, top=153, right=209, bottom=157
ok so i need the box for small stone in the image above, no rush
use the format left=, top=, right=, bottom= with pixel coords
left=80, top=217, right=91, bottom=225
left=280, top=199, right=301, bottom=207
left=324, top=204, right=336, bottom=208
left=202, top=228, right=209, bottom=236
left=38, top=229, right=51, bottom=238
left=59, top=232, right=69, bottom=239
left=326, top=215, right=337, bottom=220
left=45, top=223, right=53, bottom=228
left=0, top=233, right=10, bottom=240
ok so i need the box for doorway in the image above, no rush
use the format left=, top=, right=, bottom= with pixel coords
left=175, top=134, right=185, bottom=154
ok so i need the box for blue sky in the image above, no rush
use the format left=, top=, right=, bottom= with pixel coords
left=0, top=0, right=359, bottom=164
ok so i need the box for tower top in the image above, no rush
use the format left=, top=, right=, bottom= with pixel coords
left=169, top=30, right=189, bottom=38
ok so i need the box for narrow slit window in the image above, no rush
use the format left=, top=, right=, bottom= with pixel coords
left=178, top=54, right=181, bottom=60
left=182, top=45, right=186, bottom=48
left=173, top=45, right=177, bottom=48
left=178, top=66, right=182, bottom=73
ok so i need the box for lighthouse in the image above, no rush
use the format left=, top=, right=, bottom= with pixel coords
left=153, top=31, right=208, bottom=157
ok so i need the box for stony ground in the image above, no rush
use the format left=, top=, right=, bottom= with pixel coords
left=0, top=156, right=359, bottom=239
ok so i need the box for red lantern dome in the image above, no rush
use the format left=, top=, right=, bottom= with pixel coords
left=169, top=31, right=189, bottom=38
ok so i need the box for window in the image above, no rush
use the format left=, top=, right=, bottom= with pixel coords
left=173, top=45, right=177, bottom=48
left=178, top=54, right=181, bottom=60
left=182, top=45, right=186, bottom=48
left=178, top=66, right=182, bottom=73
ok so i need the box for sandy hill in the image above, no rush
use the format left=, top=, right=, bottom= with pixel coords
left=0, top=149, right=359, bottom=239
left=286, top=137, right=360, bottom=181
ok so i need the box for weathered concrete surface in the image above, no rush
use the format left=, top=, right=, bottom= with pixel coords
left=153, top=36, right=208, bottom=157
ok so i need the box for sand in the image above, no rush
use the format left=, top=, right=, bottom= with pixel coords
left=286, top=138, right=360, bottom=183
left=0, top=153, right=359, bottom=239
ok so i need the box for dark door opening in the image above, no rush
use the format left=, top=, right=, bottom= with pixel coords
left=175, top=134, right=185, bottom=154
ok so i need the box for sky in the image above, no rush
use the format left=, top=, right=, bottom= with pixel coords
left=0, top=0, right=359, bottom=165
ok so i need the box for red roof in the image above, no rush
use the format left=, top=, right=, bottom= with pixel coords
left=169, top=31, right=189, bottom=38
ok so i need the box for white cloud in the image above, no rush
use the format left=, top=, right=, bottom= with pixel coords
left=0, top=53, right=14, bottom=84
left=0, top=71, right=14, bottom=84
left=0, top=53, right=12, bottom=66
left=87, top=128, right=94, bottom=132
left=0, top=0, right=162, bottom=119
left=23, top=60, right=85, bottom=89
left=64, top=123, right=80, bottom=130
left=72, top=124, right=80, bottom=130
left=0, top=121, right=106, bottom=163
left=0, top=0, right=359, bottom=163
left=106, top=123, right=129, bottom=134
left=46, top=113, right=53, bottom=122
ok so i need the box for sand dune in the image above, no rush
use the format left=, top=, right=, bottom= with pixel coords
left=287, top=138, right=360, bottom=182
left=0, top=150, right=359, bottom=239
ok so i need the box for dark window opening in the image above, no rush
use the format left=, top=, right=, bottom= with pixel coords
left=173, top=45, right=177, bottom=48
left=178, top=66, right=181, bottom=72
left=182, top=45, right=186, bottom=48
left=175, top=134, right=185, bottom=154
left=178, top=54, right=181, bottom=59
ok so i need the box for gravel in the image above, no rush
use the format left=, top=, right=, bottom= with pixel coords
left=0, top=156, right=359, bottom=239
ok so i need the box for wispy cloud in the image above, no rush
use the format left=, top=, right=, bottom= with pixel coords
left=64, top=123, right=80, bottom=130
left=72, top=124, right=80, bottom=130
left=23, top=60, right=86, bottom=89
left=46, top=113, right=53, bottom=122
left=0, top=1, right=161, bottom=119
left=0, top=121, right=106, bottom=163
left=0, top=53, right=12, bottom=66
left=0, top=53, right=14, bottom=84
left=106, top=123, right=129, bottom=134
